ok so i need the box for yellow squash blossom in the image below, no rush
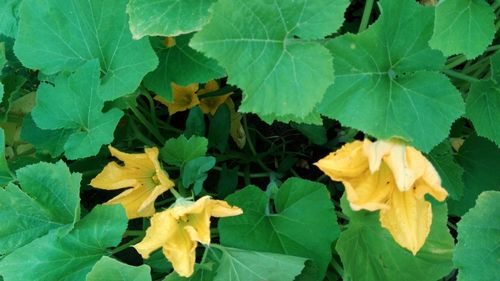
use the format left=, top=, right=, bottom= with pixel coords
left=315, top=139, right=448, bottom=255
left=197, top=80, right=232, bottom=115
left=155, top=83, right=199, bottom=115
left=134, top=196, right=243, bottom=277
left=90, top=146, right=174, bottom=219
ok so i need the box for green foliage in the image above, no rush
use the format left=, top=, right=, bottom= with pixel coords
left=219, top=177, right=339, bottom=280
left=161, top=135, right=208, bottom=167
left=20, top=114, right=73, bottom=157
left=0, top=161, right=80, bottom=254
left=318, top=0, right=464, bottom=152
left=87, top=256, right=152, bottom=281
left=214, top=247, right=306, bottom=281
left=191, top=0, right=349, bottom=122
left=0, top=128, right=12, bottom=184
left=127, top=0, right=217, bottom=39
left=465, top=51, right=500, bottom=145
left=0, top=204, right=128, bottom=281
left=453, top=191, right=500, bottom=281
left=31, top=60, right=123, bottom=159
left=336, top=196, right=454, bottom=281
left=448, top=135, right=500, bottom=216
left=430, top=0, right=495, bottom=59
left=0, top=0, right=20, bottom=38
left=208, top=104, right=230, bottom=152
left=144, top=35, right=224, bottom=100
left=14, top=0, right=158, bottom=100
left=184, top=107, right=206, bottom=137
left=427, top=141, right=464, bottom=200
left=181, top=156, right=216, bottom=194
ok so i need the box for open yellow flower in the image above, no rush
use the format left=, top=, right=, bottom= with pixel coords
left=90, top=146, right=174, bottom=219
left=315, top=139, right=448, bottom=255
left=155, top=83, right=199, bottom=115
left=197, top=80, right=232, bottom=115
left=134, top=196, right=243, bottom=277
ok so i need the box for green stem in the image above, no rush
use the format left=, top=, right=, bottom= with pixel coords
left=110, top=236, right=143, bottom=254
left=330, top=259, right=344, bottom=277
left=197, top=85, right=239, bottom=100
left=129, top=117, right=156, bottom=146
left=129, top=105, right=165, bottom=144
left=442, top=69, right=479, bottom=83
left=212, top=166, right=271, bottom=178
left=124, top=230, right=145, bottom=237
left=358, top=0, right=375, bottom=33
left=169, top=187, right=183, bottom=199
left=242, top=115, right=274, bottom=173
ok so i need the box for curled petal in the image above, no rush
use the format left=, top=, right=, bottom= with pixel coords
left=162, top=228, right=197, bottom=277
left=134, top=210, right=177, bottom=259
left=363, top=139, right=393, bottom=173
left=315, top=141, right=368, bottom=181
left=414, top=165, right=448, bottom=201
left=106, top=186, right=157, bottom=219
left=210, top=199, right=244, bottom=217
left=343, top=163, right=394, bottom=211
left=90, top=162, right=138, bottom=190
left=380, top=190, right=432, bottom=255
left=383, top=144, right=418, bottom=191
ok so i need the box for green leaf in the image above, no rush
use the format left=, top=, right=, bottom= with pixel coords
left=336, top=196, right=454, bottom=281
left=190, top=0, right=349, bottom=121
left=127, top=0, right=217, bottom=39
left=260, top=111, right=323, bottom=126
left=184, top=107, right=206, bottom=138
left=216, top=165, right=238, bottom=198
left=164, top=267, right=216, bottom=281
left=453, top=191, right=500, bottom=281
left=181, top=156, right=216, bottom=194
left=0, top=0, right=20, bottom=38
left=214, top=247, right=306, bottom=281
left=291, top=122, right=327, bottom=145
left=317, top=0, right=464, bottom=153
left=86, top=256, right=152, bottom=281
left=465, top=51, right=500, bottom=146
left=144, top=35, right=225, bottom=101
left=145, top=250, right=173, bottom=274
left=0, top=128, right=12, bottom=184
left=31, top=60, right=123, bottom=160
left=448, top=135, right=500, bottom=216
left=429, top=0, right=495, bottom=59
left=14, top=0, right=158, bottom=100
left=208, top=104, right=230, bottom=153
left=219, top=177, right=339, bottom=280
left=20, top=114, right=72, bottom=158
left=0, top=42, right=5, bottom=69
left=427, top=141, right=465, bottom=200
left=0, top=204, right=127, bottom=281
left=161, top=135, right=208, bottom=167
left=0, top=161, right=80, bottom=254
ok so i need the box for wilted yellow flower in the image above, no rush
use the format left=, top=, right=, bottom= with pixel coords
left=155, top=83, right=199, bottom=115
left=134, top=196, right=243, bottom=277
left=90, top=146, right=174, bottom=219
left=197, top=80, right=232, bottom=115
left=315, top=139, right=448, bottom=255
left=226, top=98, right=246, bottom=149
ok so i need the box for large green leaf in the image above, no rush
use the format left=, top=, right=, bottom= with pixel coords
left=427, top=141, right=464, bottom=200
left=0, top=128, right=12, bottom=185
left=31, top=60, right=123, bottom=160
left=0, top=161, right=80, bottom=254
left=336, top=196, right=454, bottom=281
left=453, top=191, right=500, bottom=281
left=14, top=0, right=158, bottom=100
left=0, top=205, right=127, bottom=281
left=86, top=256, right=152, bottom=281
left=448, top=135, right=500, bottom=216
left=219, top=177, right=339, bottom=280
left=429, top=0, right=495, bottom=59
left=214, top=247, right=306, bottom=281
left=0, top=0, right=20, bottom=38
left=20, top=114, right=72, bottom=158
left=190, top=0, right=349, bottom=121
left=161, top=135, right=208, bottom=167
left=465, top=51, right=500, bottom=146
left=127, top=0, right=217, bottom=39
left=144, top=35, right=224, bottom=100
left=317, top=0, right=464, bottom=153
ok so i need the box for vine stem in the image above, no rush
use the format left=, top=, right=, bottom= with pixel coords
left=129, top=105, right=165, bottom=144
left=359, top=0, right=375, bottom=33
left=442, top=69, right=480, bottom=83
left=198, top=85, right=239, bottom=100
left=110, top=236, right=143, bottom=254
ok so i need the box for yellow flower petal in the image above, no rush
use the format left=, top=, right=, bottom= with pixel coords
left=155, top=83, right=199, bottom=115
left=363, top=138, right=393, bottom=173
left=314, top=141, right=368, bottom=181
left=414, top=165, right=448, bottom=201
left=135, top=196, right=243, bottom=277
left=380, top=190, right=432, bottom=255
left=197, top=80, right=232, bottom=115
left=90, top=146, right=174, bottom=219
left=134, top=210, right=177, bottom=259
left=382, top=144, right=419, bottom=191
left=343, top=163, right=394, bottom=211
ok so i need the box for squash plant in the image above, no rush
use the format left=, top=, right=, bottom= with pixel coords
left=0, top=0, right=498, bottom=280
